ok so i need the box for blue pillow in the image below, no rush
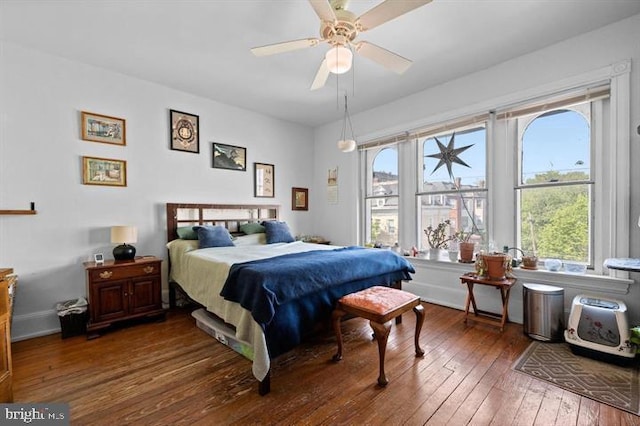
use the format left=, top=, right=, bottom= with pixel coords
left=176, top=226, right=198, bottom=240
left=263, top=221, right=295, bottom=244
left=193, top=225, right=234, bottom=248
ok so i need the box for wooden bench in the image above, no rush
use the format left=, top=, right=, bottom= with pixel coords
left=331, top=286, right=425, bottom=386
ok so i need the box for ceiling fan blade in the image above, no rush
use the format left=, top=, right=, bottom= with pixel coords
left=310, top=59, right=330, bottom=91
left=355, top=41, right=412, bottom=74
left=308, top=0, right=337, bottom=23
left=357, top=0, right=432, bottom=32
left=251, top=38, right=320, bottom=57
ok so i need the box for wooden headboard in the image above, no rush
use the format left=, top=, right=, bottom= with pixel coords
left=166, top=203, right=279, bottom=242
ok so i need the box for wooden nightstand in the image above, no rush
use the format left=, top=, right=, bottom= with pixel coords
left=84, top=256, right=164, bottom=339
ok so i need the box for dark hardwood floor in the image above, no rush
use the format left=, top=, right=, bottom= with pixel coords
left=11, top=303, right=639, bottom=425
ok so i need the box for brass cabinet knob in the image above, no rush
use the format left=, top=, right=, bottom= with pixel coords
left=143, top=266, right=154, bottom=274
left=99, top=271, right=113, bottom=279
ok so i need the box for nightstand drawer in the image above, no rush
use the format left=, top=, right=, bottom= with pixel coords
left=89, top=262, right=160, bottom=282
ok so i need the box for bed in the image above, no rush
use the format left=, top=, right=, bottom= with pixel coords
left=165, top=203, right=415, bottom=394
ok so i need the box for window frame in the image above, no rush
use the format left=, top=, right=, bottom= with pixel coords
left=361, top=144, right=400, bottom=247
left=416, top=125, right=489, bottom=251
left=357, top=60, right=631, bottom=277
left=514, top=103, right=596, bottom=266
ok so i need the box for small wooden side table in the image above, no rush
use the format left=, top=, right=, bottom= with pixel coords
left=459, top=273, right=516, bottom=331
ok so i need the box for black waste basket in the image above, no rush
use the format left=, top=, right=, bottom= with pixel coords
left=56, top=298, right=88, bottom=339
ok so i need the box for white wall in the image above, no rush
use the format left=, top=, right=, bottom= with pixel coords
left=0, top=42, right=315, bottom=340
left=3, top=13, right=640, bottom=341
left=312, top=14, right=640, bottom=325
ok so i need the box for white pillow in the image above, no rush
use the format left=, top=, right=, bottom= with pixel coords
left=233, top=233, right=267, bottom=246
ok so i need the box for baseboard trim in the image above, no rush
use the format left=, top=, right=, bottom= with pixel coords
left=11, top=309, right=60, bottom=342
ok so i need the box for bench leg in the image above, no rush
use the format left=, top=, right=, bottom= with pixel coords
left=370, top=320, right=392, bottom=387
left=413, top=304, right=425, bottom=357
left=332, top=308, right=346, bottom=362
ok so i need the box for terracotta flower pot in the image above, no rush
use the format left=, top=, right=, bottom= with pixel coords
left=483, top=253, right=508, bottom=280
left=522, top=255, right=538, bottom=270
left=459, top=242, right=475, bottom=263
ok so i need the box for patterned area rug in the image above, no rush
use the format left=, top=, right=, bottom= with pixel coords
left=513, top=341, right=640, bottom=415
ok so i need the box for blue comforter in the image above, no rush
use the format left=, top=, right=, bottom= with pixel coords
left=220, top=246, right=415, bottom=358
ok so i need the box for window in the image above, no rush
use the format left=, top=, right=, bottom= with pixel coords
left=364, top=146, right=398, bottom=246
left=417, top=127, right=487, bottom=250
left=358, top=61, right=630, bottom=273
left=517, top=106, right=592, bottom=263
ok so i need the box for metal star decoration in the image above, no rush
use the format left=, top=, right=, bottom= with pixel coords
left=425, top=133, right=474, bottom=179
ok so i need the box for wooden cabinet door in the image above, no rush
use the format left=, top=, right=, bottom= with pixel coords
left=0, top=316, right=12, bottom=402
left=0, top=277, right=13, bottom=402
left=129, top=277, right=161, bottom=316
left=90, top=279, right=129, bottom=323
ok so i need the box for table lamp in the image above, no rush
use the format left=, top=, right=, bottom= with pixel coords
left=111, top=226, right=137, bottom=260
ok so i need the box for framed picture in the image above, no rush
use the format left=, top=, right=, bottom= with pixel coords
left=81, top=111, right=126, bottom=145
left=82, top=156, right=127, bottom=187
left=170, top=109, right=199, bottom=153
left=212, top=143, right=246, bottom=171
left=254, top=163, right=274, bottom=198
left=292, top=187, right=308, bottom=211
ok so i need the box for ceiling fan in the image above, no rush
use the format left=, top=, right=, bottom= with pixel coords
left=250, top=0, right=432, bottom=90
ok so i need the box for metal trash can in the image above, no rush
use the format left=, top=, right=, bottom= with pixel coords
left=523, top=283, right=564, bottom=342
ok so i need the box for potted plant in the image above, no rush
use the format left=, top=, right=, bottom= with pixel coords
left=504, top=246, right=538, bottom=269
left=424, top=219, right=454, bottom=260
left=480, top=252, right=512, bottom=280
left=455, top=230, right=475, bottom=263
left=629, top=327, right=640, bottom=354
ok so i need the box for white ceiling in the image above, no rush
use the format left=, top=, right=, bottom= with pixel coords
left=1, top=0, right=639, bottom=127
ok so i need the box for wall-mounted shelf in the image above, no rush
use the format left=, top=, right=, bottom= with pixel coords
left=0, top=210, right=37, bottom=215
left=0, top=203, right=37, bottom=215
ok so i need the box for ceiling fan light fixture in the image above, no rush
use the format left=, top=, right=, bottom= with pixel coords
left=325, top=45, right=352, bottom=74
left=337, top=139, right=356, bottom=152
left=338, top=94, right=356, bottom=153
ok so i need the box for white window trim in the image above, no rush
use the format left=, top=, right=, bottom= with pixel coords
left=494, top=60, right=630, bottom=277
left=359, top=60, right=631, bottom=280
left=513, top=101, right=595, bottom=267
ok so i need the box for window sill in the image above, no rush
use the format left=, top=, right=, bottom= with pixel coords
left=407, top=257, right=634, bottom=295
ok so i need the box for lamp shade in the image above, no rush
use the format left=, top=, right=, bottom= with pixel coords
left=325, top=45, right=352, bottom=74
left=111, top=226, right=137, bottom=244
left=337, top=139, right=356, bottom=152
left=111, top=226, right=137, bottom=261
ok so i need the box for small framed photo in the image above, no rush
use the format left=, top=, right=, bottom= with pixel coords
left=170, top=109, right=199, bottom=153
left=94, top=253, right=104, bottom=264
left=212, top=143, right=246, bottom=171
left=254, top=163, right=274, bottom=198
left=292, top=187, right=308, bottom=211
left=81, top=111, right=126, bottom=145
left=82, top=156, right=127, bottom=187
